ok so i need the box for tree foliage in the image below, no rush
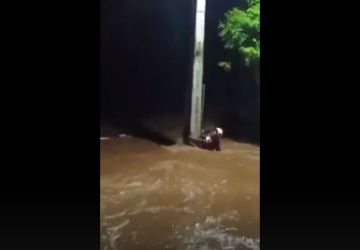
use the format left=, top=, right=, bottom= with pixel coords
left=218, top=0, right=260, bottom=68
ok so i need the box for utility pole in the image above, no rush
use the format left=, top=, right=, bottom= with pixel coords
left=190, top=0, right=206, bottom=139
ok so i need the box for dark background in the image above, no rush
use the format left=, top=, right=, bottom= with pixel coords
left=1, top=0, right=359, bottom=249
left=100, top=0, right=259, bottom=142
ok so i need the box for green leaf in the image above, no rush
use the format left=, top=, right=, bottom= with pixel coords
left=218, top=61, right=232, bottom=72
left=218, top=0, right=260, bottom=69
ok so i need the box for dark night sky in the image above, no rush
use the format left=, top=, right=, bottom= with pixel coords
left=100, top=0, right=258, bottom=141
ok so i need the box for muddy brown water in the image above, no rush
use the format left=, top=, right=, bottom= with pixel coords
left=101, top=136, right=259, bottom=250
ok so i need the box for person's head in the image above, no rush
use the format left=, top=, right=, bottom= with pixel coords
left=216, top=127, right=223, bottom=137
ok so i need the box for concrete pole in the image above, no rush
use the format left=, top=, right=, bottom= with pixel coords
left=190, top=0, right=206, bottom=139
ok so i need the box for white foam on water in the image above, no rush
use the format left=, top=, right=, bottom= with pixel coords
left=125, top=181, right=143, bottom=187
left=128, top=206, right=194, bottom=216
left=182, top=181, right=204, bottom=202
left=102, top=219, right=130, bottom=250
left=172, top=216, right=260, bottom=250
left=105, top=211, right=127, bottom=220
left=107, top=219, right=130, bottom=234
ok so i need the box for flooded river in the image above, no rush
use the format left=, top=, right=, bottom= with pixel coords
left=101, top=136, right=259, bottom=250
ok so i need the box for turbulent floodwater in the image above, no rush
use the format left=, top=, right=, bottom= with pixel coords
left=101, top=136, right=259, bottom=250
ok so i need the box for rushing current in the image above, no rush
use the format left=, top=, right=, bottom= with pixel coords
left=101, top=135, right=259, bottom=250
